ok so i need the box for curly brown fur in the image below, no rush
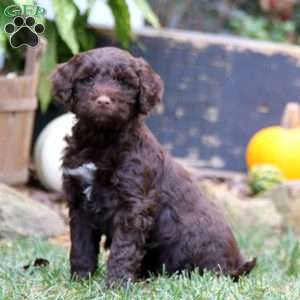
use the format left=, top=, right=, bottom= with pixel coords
left=51, top=47, right=256, bottom=287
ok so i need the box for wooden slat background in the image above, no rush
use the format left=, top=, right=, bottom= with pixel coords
left=125, top=29, right=300, bottom=172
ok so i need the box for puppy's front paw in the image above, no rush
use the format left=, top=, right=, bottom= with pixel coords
left=71, top=269, right=93, bottom=281
left=106, top=274, right=134, bottom=288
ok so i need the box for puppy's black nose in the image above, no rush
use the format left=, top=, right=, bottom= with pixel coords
left=96, top=95, right=111, bottom=106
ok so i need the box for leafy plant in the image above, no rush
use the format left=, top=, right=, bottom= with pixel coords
left=228, top=11, right=296, bottom=43
left=0, top=0, right=159, bottom=111
left=224, top=0, right=300, bottom=45
left=248, top=164, right=286, bottom=194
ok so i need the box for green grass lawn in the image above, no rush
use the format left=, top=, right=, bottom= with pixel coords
left=1, top=224, right=300, bottom=300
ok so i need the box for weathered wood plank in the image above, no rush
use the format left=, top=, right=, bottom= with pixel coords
left=126, top=29, right=300, bottom=172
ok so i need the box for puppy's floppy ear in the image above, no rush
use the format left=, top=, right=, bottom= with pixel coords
left=51, top=54, right=81, bottom=109
left=136, top=58, right=164, bottom=114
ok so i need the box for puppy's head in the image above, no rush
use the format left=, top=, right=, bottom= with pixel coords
left=51, top=47, right=163, bottom=127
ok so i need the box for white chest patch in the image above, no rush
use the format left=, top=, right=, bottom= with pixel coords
left=63, top=162, right=97, bottom=201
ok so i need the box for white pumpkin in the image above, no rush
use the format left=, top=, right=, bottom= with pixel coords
left=34, top=113, right=76, bottom=191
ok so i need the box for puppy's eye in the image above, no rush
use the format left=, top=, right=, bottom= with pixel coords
left=78, top=74, right=95, bottom=84
left=120, top=81, right=135, bottom=89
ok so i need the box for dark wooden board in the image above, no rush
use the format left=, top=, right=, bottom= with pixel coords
left=126, top=29, right=300, bottom=172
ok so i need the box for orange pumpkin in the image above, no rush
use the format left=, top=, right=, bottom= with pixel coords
left=246, top=102, right=300, bottom=179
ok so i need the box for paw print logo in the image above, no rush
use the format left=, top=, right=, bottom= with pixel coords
left=4, top=16, right=45, bottom=48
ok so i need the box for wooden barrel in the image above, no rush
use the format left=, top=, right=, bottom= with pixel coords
left=0, top=42, right=45, bottom=184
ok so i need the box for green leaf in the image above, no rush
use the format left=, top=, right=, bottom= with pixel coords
left=72, top=3, right=96, bottom=51
left=0, top=32, right=7, bottom=55
left=132, top=0, right=160, bottom=28
left=0, top=0, right=13, bottom=29
left=41, top=22, right=57, bottom=73
left=75, top=13, right=96, bottom=51
left=0, top=0, right=14, bottom=60
left=39, top=74, right=53, bottom=112
left=52, top=0, right=79, bottom=54
left=107, top=0, right=132, bottom=48
left=38, top=21, right=57, bottom=112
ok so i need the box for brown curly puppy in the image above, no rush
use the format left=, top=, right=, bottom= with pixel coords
left=51, top=47, right=256, bottom=287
